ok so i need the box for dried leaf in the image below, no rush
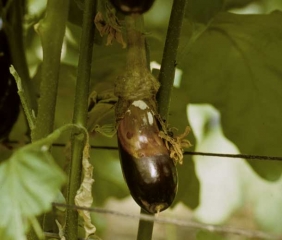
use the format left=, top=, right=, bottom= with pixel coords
left=94, top=10, right=126, bottom=48
left=74, top=142, right=96, bottom=238
left=55, top=220, right=66, bottom=240
left=94, top=12, right=106, bottom=36
left=159, top=126, right=192, bottom=164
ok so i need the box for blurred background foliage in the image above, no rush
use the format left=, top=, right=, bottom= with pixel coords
left=4, top=0, right=282, bottom=239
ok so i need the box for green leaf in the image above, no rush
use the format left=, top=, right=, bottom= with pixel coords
left=0, top=144, right=66, bottom=240
left=224, top=0, right=259, bottom=10
left=0, top=145, right=13, bottom=163
left=87, top=83, right=117, bottom=137
left=185, top=0, right=224, bottom=23
left=180, top=11, right=282, bottom=181
left=91, top=149, right=128, bottom=206
left=87, top=97, right=117, bottom=137
left=68, top=0, right=83, bottom=26
left=196, top=230, right=227, bottom=240
left=253, top=181, right=282, bottom=234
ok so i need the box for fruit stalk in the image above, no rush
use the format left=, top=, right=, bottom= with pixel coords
left=114, top=15, right=159, bottom=113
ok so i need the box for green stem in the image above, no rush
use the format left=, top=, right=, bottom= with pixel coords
left=137, top=208, right=154, bottom=240
left=26, top=0, right=69, bottom=238
left=157, top=0, right=187, bottom=119
left=65, top=0, right=96, bottom=238
left=3, top=0, right=37, bottom=129
left=32, top=0, right=70, bottom=141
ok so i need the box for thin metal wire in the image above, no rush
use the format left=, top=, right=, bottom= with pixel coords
left=8, top=140, right=282, bottom=162
left=183, top=151, right=282, bottom=161
left=52, top=202, right=282, bottom=240
left=52, top=143, right=282, bottom=162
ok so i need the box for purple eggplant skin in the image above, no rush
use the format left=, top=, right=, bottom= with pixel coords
left=117, top=100, right=178, bottom=214
left=110, top=0, right=155, bottom=14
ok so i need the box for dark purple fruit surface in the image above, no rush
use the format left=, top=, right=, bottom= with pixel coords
left=110, top=0, right=155, bottom=14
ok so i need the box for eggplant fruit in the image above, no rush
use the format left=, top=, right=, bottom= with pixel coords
left=117, top=100, right=178, bottom=214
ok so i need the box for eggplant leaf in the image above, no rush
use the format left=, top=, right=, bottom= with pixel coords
left=0, top=143, right=66, bottom=240
left=181, top=11, right=282, bottom=180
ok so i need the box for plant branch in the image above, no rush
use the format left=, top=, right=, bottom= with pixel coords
left=32, top=0, right=70, bottom=141
left=157, top=0, right=187, bottom=120
left=137, top=208, right=154, bottom=240
left=65, top=0, right=96, bottom=239
left=29, top=124, right=88, bottom=151
left=26, top=1, right=70, bottom=238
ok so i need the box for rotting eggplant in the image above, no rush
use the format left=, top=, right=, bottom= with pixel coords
left=110, top=0, right=155, bottom=14
left=117, top=100, right=178, bottom=214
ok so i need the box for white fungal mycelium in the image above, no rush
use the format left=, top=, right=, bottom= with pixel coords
left=147, top=112, right=154, bottom=125
left=132, top=100, right=148, bottom=110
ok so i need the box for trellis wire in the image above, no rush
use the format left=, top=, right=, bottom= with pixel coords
left=52, top=143, right=282, bottom=162
left=184, top=151, right=282, bottom=161
left=51, top=202, right=282, bottom=240
left=9, top=141, right=282, bottom=161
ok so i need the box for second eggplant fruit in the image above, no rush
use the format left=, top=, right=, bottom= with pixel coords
left=110, top=0, right=155, bottom=14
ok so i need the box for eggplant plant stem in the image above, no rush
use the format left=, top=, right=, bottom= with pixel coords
left=157, top=0, right=187, bottom=119
left=26, top=0, right=70, bottom=239
left=32, top=0, right=70, bottom=141
left=65, top=0, right=96, bottom=239
left=137, top=208, right=154, bottom=240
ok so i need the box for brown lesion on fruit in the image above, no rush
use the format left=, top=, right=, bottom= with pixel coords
left=158, top=125, right=192, bottom=165
left=126, top=131, right=133, bottom=139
